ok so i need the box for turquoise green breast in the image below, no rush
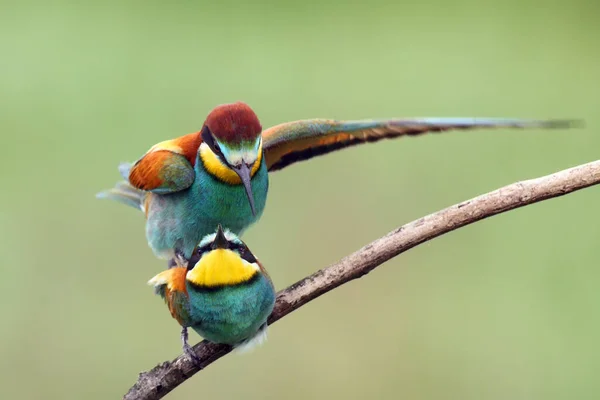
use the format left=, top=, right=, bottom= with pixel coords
left=186, top=273, right=275, bottom=345
left=144, top=157, right=269, bottom=259
left=192, top=155, right=269, bottom=232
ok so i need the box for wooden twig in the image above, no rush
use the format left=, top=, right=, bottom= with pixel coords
left=124, top=159, right=600, bottom=400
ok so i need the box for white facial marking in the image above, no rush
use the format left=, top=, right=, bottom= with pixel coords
left=197, top=229, right=240, bottom=247
left=216, top=137, right=261, bottom=167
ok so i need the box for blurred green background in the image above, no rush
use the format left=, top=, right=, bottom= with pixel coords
left=1, top=0, right=599, bottom=399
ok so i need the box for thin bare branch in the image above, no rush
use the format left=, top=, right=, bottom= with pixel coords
left=124, top=159, right=600, bottom=400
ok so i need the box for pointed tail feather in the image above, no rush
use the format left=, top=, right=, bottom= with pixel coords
left=96, top=180, right=146, bottom=212
left=118, top=162, right=132, bottom=180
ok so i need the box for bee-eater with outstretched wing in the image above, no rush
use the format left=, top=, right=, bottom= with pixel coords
left=148, top=225, right=276, bottom=361
left=98, top=101, right=580, bottom=259
left=99, top=103, right=267, bottom=260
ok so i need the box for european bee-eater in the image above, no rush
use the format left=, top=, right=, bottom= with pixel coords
left=148, top=225, right=275, bottom=361
left=98, top=101, right=578, bottom=259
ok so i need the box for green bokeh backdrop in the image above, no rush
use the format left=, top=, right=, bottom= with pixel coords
left=1, top=1, right=599, bottom=399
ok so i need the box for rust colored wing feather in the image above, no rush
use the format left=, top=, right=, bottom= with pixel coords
left=127, top=132, right=202, bottom=194
left=149, top=267, right=190, bottom=326
left=261, top=118, right=580, bottom=172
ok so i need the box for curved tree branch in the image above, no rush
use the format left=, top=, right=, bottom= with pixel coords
left=124, top=159, right=600, bottom=400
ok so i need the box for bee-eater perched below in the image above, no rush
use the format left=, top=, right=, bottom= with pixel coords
left=98, top=101, right=579, bottom=259
left=148, top=225, right=276, bottom=361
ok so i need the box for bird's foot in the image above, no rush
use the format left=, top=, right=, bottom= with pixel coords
left=170, top=250, right=189, bottom=269
left=181, top=327, right=202, bottom=368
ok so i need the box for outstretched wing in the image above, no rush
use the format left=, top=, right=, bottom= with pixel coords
left=148, top=267, right=191, bottom=326
left=261, top=118, right=579, bottom=171
left=127, top=132, right=202, bottom=194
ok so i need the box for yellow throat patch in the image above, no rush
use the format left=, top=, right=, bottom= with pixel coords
left=186, top=249, right=259, bottom=287
left=199, top=142, right=262, bottom=184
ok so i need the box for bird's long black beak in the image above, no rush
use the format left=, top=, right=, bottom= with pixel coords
left=232, top=163, right=256, bottom=216
left=212, top=224, right=229, bottom=250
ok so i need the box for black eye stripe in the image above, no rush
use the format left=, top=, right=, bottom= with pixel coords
left=240, top=249, right=257, bottom=264
left=197, top=243, right=212, bottom=254
left=190, top=239, right=256, bottom=267
left=201, top=126, right=230, bottom=166
left=232, top=242, right=257, bottom=264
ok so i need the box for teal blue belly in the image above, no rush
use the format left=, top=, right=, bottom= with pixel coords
left=145, top=158, right=268, bottom=258
left=186, top=274, right=275, bottom=345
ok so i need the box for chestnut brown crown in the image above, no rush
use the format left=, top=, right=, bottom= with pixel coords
left=204, top=102, right=262, bottom=144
